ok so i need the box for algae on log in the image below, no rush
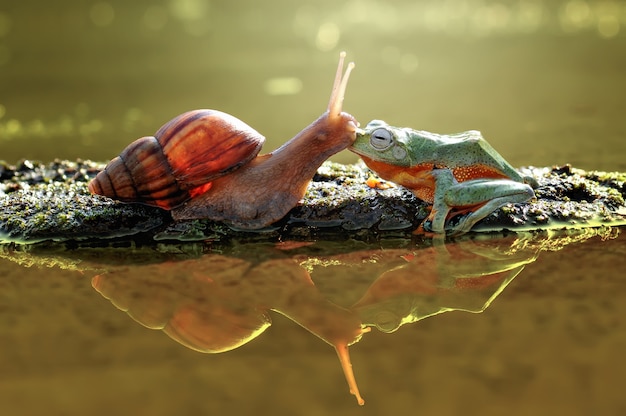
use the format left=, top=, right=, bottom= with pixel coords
left=0, top=159, right=625, bottom=244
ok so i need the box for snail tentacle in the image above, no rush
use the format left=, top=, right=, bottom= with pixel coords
left=327, top=51, right=355, bottom=119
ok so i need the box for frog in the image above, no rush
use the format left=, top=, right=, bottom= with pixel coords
left=350, top=120, right=537, bottom=235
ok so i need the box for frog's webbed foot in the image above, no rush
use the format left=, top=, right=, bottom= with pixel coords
left=424, top=206, right=451, bottom=234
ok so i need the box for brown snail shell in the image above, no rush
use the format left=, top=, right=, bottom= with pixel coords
left=88, top=109, right=265, bottom=209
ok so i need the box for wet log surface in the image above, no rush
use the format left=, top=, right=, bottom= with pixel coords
left=0, top=159, right=625, bottom=244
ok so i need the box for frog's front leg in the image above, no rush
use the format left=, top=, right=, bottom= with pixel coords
left=425, top=169, right=457, bottom=234
left=425, top=169, right=535, bottom=235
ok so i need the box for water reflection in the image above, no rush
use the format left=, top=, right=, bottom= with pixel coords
left=0, top=227, right=597, bottom=405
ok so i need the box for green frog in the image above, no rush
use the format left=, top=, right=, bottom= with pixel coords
left=350, top=120, right=537, bottom=235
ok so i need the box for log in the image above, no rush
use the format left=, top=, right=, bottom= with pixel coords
left=0, top=159, right=625, bottom=244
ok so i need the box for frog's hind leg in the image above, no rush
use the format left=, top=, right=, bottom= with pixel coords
left=444, top=180, right=535, bottom=235
left=446, top=198, right=511, bottom=235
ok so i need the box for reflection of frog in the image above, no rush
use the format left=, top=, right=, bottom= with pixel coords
left=351, top=236, right=538, bottom=333
left=350, top=120, right=537, bottom=235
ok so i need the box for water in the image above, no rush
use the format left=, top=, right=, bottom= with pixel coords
left=1, top=0, right=626, bottom=414
left=1, top=228, right=625, bottom=415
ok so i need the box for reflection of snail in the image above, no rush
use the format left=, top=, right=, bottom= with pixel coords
left=89, top=53, right=357, bottom=229
left=92, top=254, right=369, bottom=405
left=92, top=256, right=273, bottom=353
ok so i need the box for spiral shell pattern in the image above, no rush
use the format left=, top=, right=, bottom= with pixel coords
left=88, top=110, right=265, bottom=209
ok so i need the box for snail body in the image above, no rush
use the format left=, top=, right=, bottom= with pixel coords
left=89, top=53, right=356, bottom=229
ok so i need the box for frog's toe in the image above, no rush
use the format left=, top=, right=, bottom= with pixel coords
left=444, top=213, right=477, bottom=236
left=523, top=176, right=540, bottom=189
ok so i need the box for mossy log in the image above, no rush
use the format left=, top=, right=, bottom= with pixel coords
left=0, top=159, right=625, bottom=244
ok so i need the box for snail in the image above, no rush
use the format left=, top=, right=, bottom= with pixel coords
left=89, top=52, right=357, bottom=229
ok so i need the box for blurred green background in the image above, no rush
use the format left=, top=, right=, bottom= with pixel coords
left=0, top=0, right=625, bottom=170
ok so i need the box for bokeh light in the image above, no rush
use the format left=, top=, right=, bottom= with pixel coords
left=90, top=2, right=115, bottom=27
left=0, top=0, right=624, bottom=168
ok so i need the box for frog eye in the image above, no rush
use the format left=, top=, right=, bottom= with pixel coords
left=370, top=128, right=393, bottom=150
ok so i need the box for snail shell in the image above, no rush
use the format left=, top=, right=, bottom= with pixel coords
left=88, top=109, right=265, bottom=209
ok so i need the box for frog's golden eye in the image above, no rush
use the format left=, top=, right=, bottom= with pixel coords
left=370, top=128, right=393, bottom=150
